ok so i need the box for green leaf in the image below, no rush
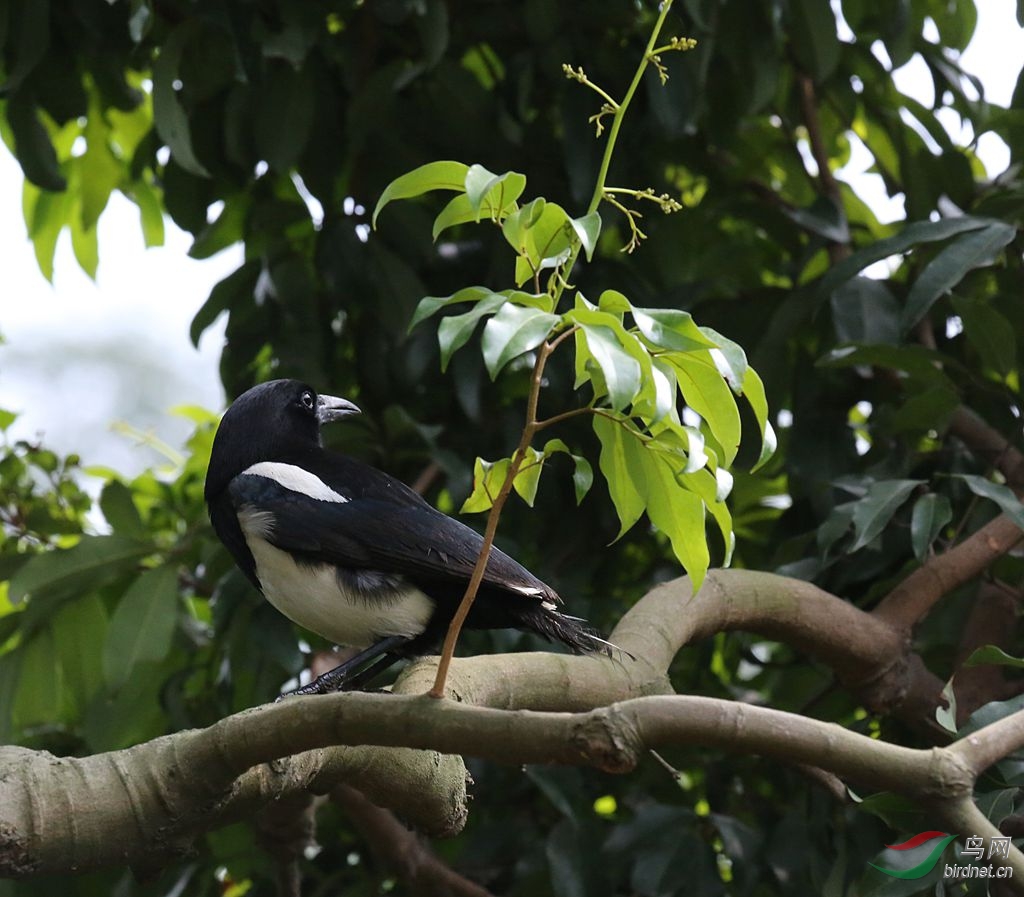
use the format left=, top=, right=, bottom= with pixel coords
left=789, top=0, right=841, bottom=81
left=103, top=565, right=181, bottom=689
left=480, top=304, right=559, bottom=378
left=513, top=447, right=545, bottom=507
left=408, top=285, right=493, bottom=331
left=964, top=645, right=1024, bottom=670
left=12, top=628, right=64, bottom=730
left=699, top=326, right=748, bottom=391
left=437, top=293, right=505, bottom=371
left=372, top=160, right=470, bottom=227
left=52, top=595, right=108, bottom=715
left=910, top=493, right=952, bottom=560
left=740, top=368, right=776, bottom=472
left=571, top=455, right=593, bottom=505
left=952, top=295, right=1017, bottom=377
left=830, top=277, right=901, bottom=346
left=461, top=456, right=511, bottom=513
left=570, top=211, right=602, bottom=261
left=818, top=216, right=994, bottom=300
left=593, top=414, right=645, bottom=537
left=6, top=92, right=66, bottom=192
left=954, top=475, right=1024, bottom=528
left=850, top=479, right=924, bottom=551
left=9, top=534, right=152, bottom=604
left=633, top=307, right=717, bottom=352
left=503, top=201, right=574, bottom=285
left=152, top=25, right=210, bottom=178
left=902, top=222, right=1016, bottom=331
left=577, top=323, right=644, bottom=413
left=253, top=62, right=316, bottom=172
left=668, top=353, right=742, bottom=465
left=636, top=449, right=709, bottom=589
left=133, top=177, right=166, bottom=248
left=100, top=480, right=145, bottom=538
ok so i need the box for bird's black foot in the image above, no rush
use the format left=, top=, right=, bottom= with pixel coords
left=275, top=635, right=411, bottom=699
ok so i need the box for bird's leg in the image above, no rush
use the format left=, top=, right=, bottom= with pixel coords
left=282, top=635, right=411, bottom=697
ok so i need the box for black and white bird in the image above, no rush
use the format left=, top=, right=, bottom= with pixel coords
left=204, top=379, right=612, bottom=694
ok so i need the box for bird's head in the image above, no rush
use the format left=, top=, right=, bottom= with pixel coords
left=204, top=379, right=360, bottom=501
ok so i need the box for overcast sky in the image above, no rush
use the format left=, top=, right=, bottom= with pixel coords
left=0, top=1, right=1021, bottom=479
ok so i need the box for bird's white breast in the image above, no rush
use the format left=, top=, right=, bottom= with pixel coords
left=237, top=506, right=434, bottom=648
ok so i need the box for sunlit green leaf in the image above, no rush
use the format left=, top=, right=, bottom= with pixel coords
left=461, top=456, right=511, bottom=513
left=571, top=211, right=601, bottom=261
left=437, top=293, right=504, bottom=370
left=593, top=414, right=644, bottom=537
left=480, top=304, right=559, bottom=378
left=408, top=285, right=493, bottom=331
left=372, top=160, right=470, bottom=227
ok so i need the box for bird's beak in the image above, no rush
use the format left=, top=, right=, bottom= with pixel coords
left=317, top=394, right=361, bottom=424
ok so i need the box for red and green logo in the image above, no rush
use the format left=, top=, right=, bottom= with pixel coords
left=870, top=831, right=958, bottom=879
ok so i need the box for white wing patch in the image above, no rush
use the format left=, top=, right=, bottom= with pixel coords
left=242, top=461, right=349, bottom=503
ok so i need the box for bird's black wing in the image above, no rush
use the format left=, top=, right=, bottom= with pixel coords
left=226, top=466, right=560, bottom=603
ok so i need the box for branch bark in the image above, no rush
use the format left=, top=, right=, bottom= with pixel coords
left=0, top=568, right=1009, bottom=881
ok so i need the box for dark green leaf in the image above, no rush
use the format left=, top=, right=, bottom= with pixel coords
left=152, top=26, right=210, bottom=178
left=8, top=535, right=152, bottom=604
left=951, top=295, right=1017, bottom=376
left=103, top=565, right=181, bottom=689
left=954, top=475, right=1024, bottom=528
left=902, top=222, right=1016, bottom=330
left=850, top=479, right=923, bottom=551
left=789, top=0, right=840, bottom=81
left=100, top=480, right=145, bottom=538
left=830, top=277, right=900, bottom=345
left=910, top=493, right=952, bottom=560
left=7, top=92, right=66, bottom=192
left=52, top=595, right=107, bottom=715
left=818, top=216, right=993, bottom=300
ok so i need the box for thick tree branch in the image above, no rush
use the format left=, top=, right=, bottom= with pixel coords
left=872, top=514, right=1024, bottom=632
left=949, top=406, right=1024, bottom=487
left=0, top=568, right=990, bottom=880
left=611, top=570, right=943, bottom=716
left=8, top=692, right=1021, bottom=879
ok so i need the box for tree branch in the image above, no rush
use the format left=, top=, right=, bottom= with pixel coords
left=872, top=514, right=1024, bottom=633
left=334, top=785, right=495, bottom=897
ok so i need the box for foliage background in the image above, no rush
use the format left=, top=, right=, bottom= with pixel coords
left=2, top=0, right=1024, bottom=894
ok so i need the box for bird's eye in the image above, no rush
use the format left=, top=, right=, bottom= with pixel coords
left=300, top=391, right=315, bottom=410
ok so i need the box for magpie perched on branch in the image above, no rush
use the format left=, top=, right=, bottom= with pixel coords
left=204, top=379, right=613, bottom=695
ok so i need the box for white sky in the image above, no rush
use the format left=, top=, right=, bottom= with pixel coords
left=0, top=2, right=1022, bottom=478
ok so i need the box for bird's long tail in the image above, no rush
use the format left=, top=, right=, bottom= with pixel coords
left=526, top=608, right=633, bottom=660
